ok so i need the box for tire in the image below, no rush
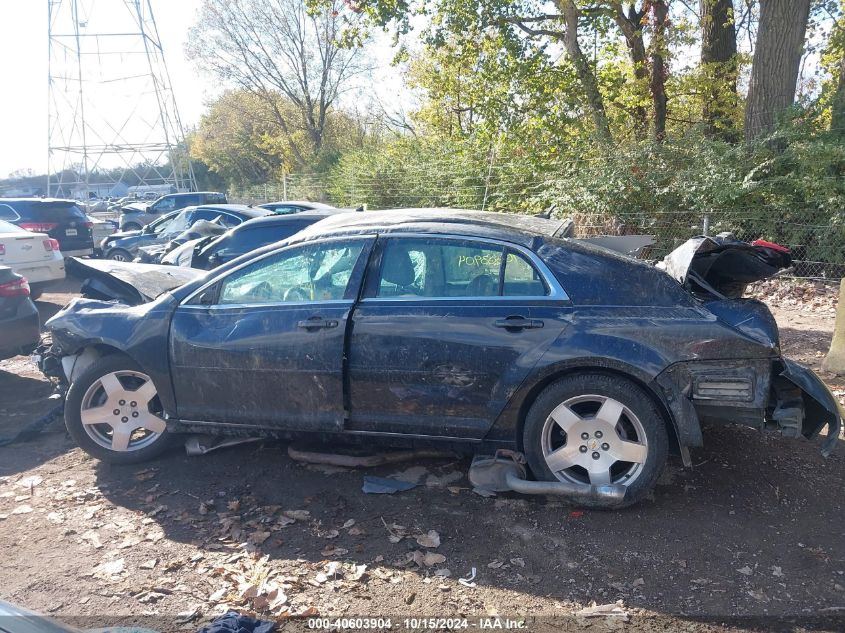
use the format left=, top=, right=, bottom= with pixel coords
left=65, top=354, right=175, bottom=464
left=28, top=283, right=47, bottom=300
left=122, top=222, right=142, bottom=231
left=523, top=373, right=668, bottom=508
left=106, top=248, right=133, bottom=262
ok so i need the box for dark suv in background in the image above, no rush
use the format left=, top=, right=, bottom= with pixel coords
left=119, top=192, right=227, bottom=230
left=0, top=198, right=94, bottom=257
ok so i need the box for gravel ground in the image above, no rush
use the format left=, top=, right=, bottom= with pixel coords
left=0, top=279, right=843, bottom=633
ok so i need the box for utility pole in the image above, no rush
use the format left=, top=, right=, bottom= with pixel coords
left=47, top=0, right=196, bottom=199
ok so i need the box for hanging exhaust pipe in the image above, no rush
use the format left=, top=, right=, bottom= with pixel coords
left=468, top=452, right=626, bottom=504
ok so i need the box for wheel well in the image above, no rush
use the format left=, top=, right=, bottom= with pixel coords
left=515, top=367, right=681, bottom=456
left=63, top=344, right=131, bottom=383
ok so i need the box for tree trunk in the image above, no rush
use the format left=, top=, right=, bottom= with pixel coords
left=700, top=0, right=738, bottom=139
left=558, top=0, right=613, bottom=142
left=650, top=1, right=669, bottom=142
left=744, top=0, right=811, bottom=141
left=612, top=3, right=649, bottom=139
left=831, top=47, right=845, bottom=138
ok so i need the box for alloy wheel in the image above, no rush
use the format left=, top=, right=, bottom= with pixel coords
left=540, top=394, right=648, bottom=486
left=79, top=370, right=166, bottom=452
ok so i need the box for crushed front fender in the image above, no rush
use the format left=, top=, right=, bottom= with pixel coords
left=780, top=358, right=842, bottom=457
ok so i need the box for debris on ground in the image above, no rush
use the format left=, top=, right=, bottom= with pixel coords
left=362, top=476, right=418, bottom=494
left=184, top=435, right=261, bottom=456
left=575, top=600, right=630, bottom=620
left=748, top=278, right=838, bottom=313
left=196, top=610, right=275, bottom=633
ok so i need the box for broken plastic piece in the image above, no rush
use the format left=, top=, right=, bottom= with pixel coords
left=184, top=434, right=261, bottom=456
left=361, top=476, right=417, bottom=494
left=458, top=567, right=477, bottom=587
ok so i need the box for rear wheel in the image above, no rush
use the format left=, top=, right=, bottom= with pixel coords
left=523, top=373, right=668, bottom=508
left=107, top=248, right=133, bottom=262
left=65, top=354, right=174, bottom=463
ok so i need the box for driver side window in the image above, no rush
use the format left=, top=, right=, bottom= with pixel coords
left=218, top=241, right=366, bottom=305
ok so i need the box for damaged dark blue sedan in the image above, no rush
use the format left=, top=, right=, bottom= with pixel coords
left=37, top=210, right=841, bottom=508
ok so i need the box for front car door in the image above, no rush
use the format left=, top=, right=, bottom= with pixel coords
left=347, top=235, right=571, bottom=439
left=169, top=236, right=374, bottom=431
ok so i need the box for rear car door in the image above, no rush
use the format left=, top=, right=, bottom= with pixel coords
left=169, top=236, right=374, bottom=430
left=347, top=235, right=571, bottom=438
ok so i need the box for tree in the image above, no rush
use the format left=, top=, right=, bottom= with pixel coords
left=187, top=0, right=365, bottom=169
left=700, top=0, right=738, bottom=139
left=744, top=0, right=812, bottom=141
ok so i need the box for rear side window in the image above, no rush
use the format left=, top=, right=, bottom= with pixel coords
left=7, top=201, right=86, bottom=222
left=0, top=204, right=20, bottom=221
left=375, top=238, right=548, bottom=298
left=205, top=192, right=227, bottom=204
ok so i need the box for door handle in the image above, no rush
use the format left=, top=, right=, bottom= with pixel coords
left=297, top=317, right=339, bottom=330
left=494, top=316, right=544, bottom=330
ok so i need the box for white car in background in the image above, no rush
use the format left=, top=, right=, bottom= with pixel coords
left=0, top=219, right=65, bottom=299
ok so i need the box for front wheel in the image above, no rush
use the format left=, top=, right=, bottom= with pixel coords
left=106, top=248, right=133, bottom=262
left=65, top=354, right=174, bottom=463
left=523, top=373, right=668, bottom=508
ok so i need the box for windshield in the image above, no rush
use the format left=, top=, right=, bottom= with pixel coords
left=149, top=209, right=193, bottom=235
left=0, top=219, right=27, bottom=233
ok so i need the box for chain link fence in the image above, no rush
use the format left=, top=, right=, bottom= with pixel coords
left=229, top=176, right=844, bottom=280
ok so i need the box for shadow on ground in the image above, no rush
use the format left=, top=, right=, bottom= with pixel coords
left=77, top=422, right=845, bottom=627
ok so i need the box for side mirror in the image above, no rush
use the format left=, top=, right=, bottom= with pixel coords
left=195, top=285, right=218, bottom=306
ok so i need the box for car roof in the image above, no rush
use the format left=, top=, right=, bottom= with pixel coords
left=194, top=204, right=271, bottom=218
left=0, top=197, right=78, bottom=204
left=260, top=200, right=337, bottom=209
left=235, top=208, right=352, bottom=230
left=171, top=191, right=224, bottom=197
left=291, top=208, right=573, bottom=248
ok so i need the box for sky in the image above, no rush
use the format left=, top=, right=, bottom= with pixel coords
left=0, top=0, right=407, bottom=180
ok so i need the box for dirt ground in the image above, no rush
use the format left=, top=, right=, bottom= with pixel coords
left=1, top=279, right=844, bottom=633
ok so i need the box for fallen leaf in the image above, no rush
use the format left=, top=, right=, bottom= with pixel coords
left=434, top=568, right=451, bottom=577
left=415, top=530, right=441, bottom=548
left=283, top=510, right=310, bottom=521
left=748, top=589, right=768, bottom=601
left=349, top=564, right=367, bottom=581
left=323, top=529, right=340, bottom=539
left=509, top=558, right=525, bottom=568
left=342, top=519, right=356, bottom=529
left=93, top=558, right=125, bottom=578
left=632, top=577, right=645, bottom=587
left=321, top=545, right=349, bottom=557
left=227, top=500, right=241, bottom=512
left=11, top=504, right=33, bottom=515
left=487, top=560, right=504, bottom=569
left=140, top=559, right=158, bottom=570
left=772, top=566, right=784, bottom=577
left=737, top=566, right=753, bottom=576
left=18, top=475, right=43, bottom=489
left=349, top=526, right=366, bottom=536
left=249, top=531, right=271, bottom=545
left=410, top=551, right=446, bottom=567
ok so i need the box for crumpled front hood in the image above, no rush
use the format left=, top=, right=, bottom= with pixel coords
left=66, top=257, right=203, bottom=305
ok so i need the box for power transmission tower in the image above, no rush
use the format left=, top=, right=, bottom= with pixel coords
left=47, top=0, right=196, bottom=199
